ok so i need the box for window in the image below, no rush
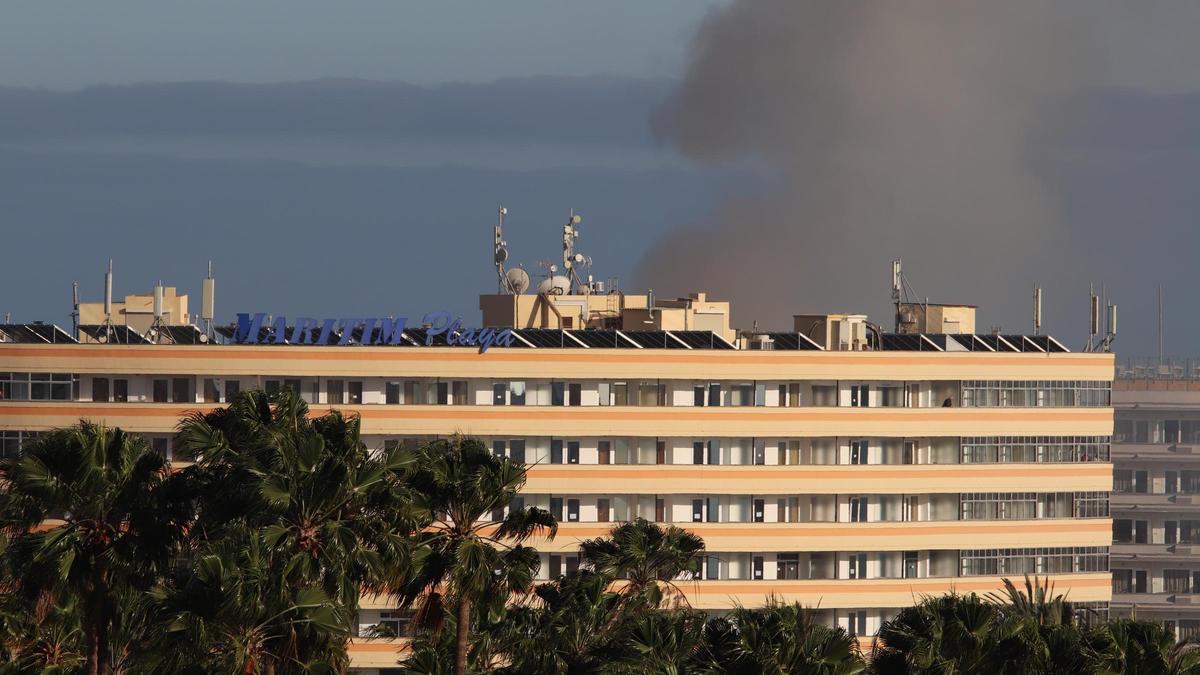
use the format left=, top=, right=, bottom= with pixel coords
left=550, top=498, right=564, bottom=521
left=152, top=379, right=168, bottom=403
left=171, top=374, right=189, bottom=401
left=284, top=378, right=301, bottom=395
left=613, top=383, right=629, bottom=406
left=849, top=496, right=868, bottom=523
left=551, top=440, right=564, bottom=465
left=348, top=381, right=363, bottom=404
left=694, top=385, right=706, bottom=407
left=509, top=439, right=526, bottom=464
left=692, top=499, right=703, bottom=523
left=903, top=552, right=919, bottom=579
left=567, top=441, right=580, bottom=465
left=753, top=499, right=765, bottom=523
left=549, top=554, right=563, bottom=578
left=493, top=383, right=507, bottom=405
left=203, top=379, right=220, bottom=403
left=386, top=382, right=401, bottom=405
left=452, top=381, right=468, bottom=405
left=708, top=440, right=720, bottom=466
left=436, top=381, right=448, bottom=405
left=753, top=555, right=764, bottom=580
left=903, top=440, right=916, bottom=465
left=708, top=383, right=721, bottom=407
left=326, top=380, right=345, bottom=405
left=151, top=437, right=169, bottom=459
left=850, top=440, right=869, bottom=465
left=598, top=441, right=611, bottom=465
left=656, top=441, right=666, bottom=465
left=706, top=555, right=720, bottom=580
left=265, top=380, right=281, bottom=397
left=655, top=499, right=665, bottom=522
left=552, top=382, right=565, bottom=406
left=847, top=553, right=867, bottom=580
left=778, top=554, right=800, bottom=580
left=1166, top=569, right=1191, bottom=594
left=638, top=381, right=664, bottom=407
left=567, top=499, right=580, bottom=522
left=1168, top=471, right=1180, bottom=495
left=113, top=378, right=129, bottom=402
left=850, top=385, right=869, bottom=407
left=753, top=442, right=765, bottom=466
left=706, top=497, right=719, bottom=523
left=879, top=386, right=902, bottom=407
left=847, top=611, right=867, bottom=637
left=510, top=381, right=526, bottom=405
left=693, top=442, right=705, bottom=465
left=599, top=382, right=611, bottom=406
left=92, top=377, right=109, bottom=402
left=568, top=383, right=582, bottom=407
left=492, top=440, right=506, bottom=458
left=597, top=498, right=610, bottom=523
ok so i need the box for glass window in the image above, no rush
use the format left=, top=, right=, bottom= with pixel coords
left=510, top=381, right=526, bottom=406
left=326, top=380, right=344, bottom=405
left=113, top=378, right=128, bottom=402
left=152, top=379, right=168, bottom=403
left=551, top=382, right=565, bottom=406
left=92, top=377, right=110, bottom=402
left=203, top=379, right=220, bottom=403
left=386, top=382, right=401, bottom=405
left=223, top=379, right=240, bottom=401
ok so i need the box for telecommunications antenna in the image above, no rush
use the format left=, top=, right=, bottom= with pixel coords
left=506, top=267, right=531, bottom=294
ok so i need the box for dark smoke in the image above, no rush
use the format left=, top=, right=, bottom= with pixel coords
left=636, top=1, right=1100, bottom=332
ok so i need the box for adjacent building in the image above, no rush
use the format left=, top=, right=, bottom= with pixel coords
left=0, top=289, right=1115, bottom=672
left=1111, top=358, right=1200, bottom=640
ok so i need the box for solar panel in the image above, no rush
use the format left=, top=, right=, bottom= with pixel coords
left=77, top=324, right=150, bottom=344
left=766, top=333, right=800, bottom=350
left=160, top=325, right=207, bottom=344
left=0, top=323, right=77, bottom=344
left=572, top=330, right=621, bottom=348
left=880, top=334, right=925, bottom=351
left=623, top=331, right=667, bottom=348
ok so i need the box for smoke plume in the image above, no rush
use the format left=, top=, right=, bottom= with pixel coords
left=636, top=1, right=1099, bottom=331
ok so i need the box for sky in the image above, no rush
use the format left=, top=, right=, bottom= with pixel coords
left=2, top=1, right=1200, bottom=357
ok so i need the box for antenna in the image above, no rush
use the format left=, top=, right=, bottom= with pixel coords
left=201, top=260, right=215, bottom=337
left=71, top=281, right=80, bottom=335
left=561, top=210, right=590, bottom=294
left=1033, top=287, right=1042, bottom=336
left=102, top=259, right=119, bottom=344
left=148, top=280, right=171, bottom=344
left=494, top=206, right=512, bottom=293
left=1158, top=284, right=1164, bottom=367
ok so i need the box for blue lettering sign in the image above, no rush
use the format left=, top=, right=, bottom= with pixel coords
left=232, top=312, right=512, bottom=353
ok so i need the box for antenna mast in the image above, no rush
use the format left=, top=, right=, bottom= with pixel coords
left=562, top=210, right=591, bottom=294
left=1033, top=286, right=1042, bottom=336
left=494, top=206, right=511, bottom=292
left=102, top=259, right=119, bottom=344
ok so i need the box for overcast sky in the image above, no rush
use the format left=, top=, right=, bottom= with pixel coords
left=2, top=2, right=1200, bottom=357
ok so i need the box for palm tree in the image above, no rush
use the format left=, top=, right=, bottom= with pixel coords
left=1085, top=618, right=1200, bottom=675
left=578, top=518, right=704, bottom=609
left=0, top=422, right=184, bottom=675
left=174, top=389, right=424, bottom=672
left=397, top=436, right=557, bottom=675
left=871, top=591, right=996, bottom=674
left=697, top=599, right=865, bottom=674
left=492, top=570, right=625, bottom=674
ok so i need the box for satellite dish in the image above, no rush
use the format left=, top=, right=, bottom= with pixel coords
left=506, top=267, right=531, bottom=294
left=537, top=275, right=571, bottom=295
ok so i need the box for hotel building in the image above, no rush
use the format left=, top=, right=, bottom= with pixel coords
left=0, top=288, right=1114, bottom=672
left=1111, top=358, right=1200, bottom=640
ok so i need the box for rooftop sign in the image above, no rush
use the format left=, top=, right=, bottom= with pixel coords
left=233, top=311, right=514, bottom=353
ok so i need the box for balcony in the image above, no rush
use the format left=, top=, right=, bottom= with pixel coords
left=1112, top=543, right=1200, bottom=562
left=524, top=463, right=1113, bottom=495
left=1112, top=493, right=1200, bottom=512
left=0, top=400, right=1114, bottom=438
left=522, top=519, right=1112, bottom=554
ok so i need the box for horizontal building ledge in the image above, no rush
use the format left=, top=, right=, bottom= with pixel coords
left=0, top=402, right=1114, bottom=438
left=524, top=519, right=1114, bottom=553
left=0, top=344, right=1115, bottom=381
left=524, top=463, right=1113, bottom=495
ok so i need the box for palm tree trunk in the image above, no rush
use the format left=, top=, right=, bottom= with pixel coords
left=455, top=597, right=471, bottom=675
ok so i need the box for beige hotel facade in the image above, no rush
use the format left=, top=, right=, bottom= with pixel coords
left=0, top=289, right=1114, bottom=672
